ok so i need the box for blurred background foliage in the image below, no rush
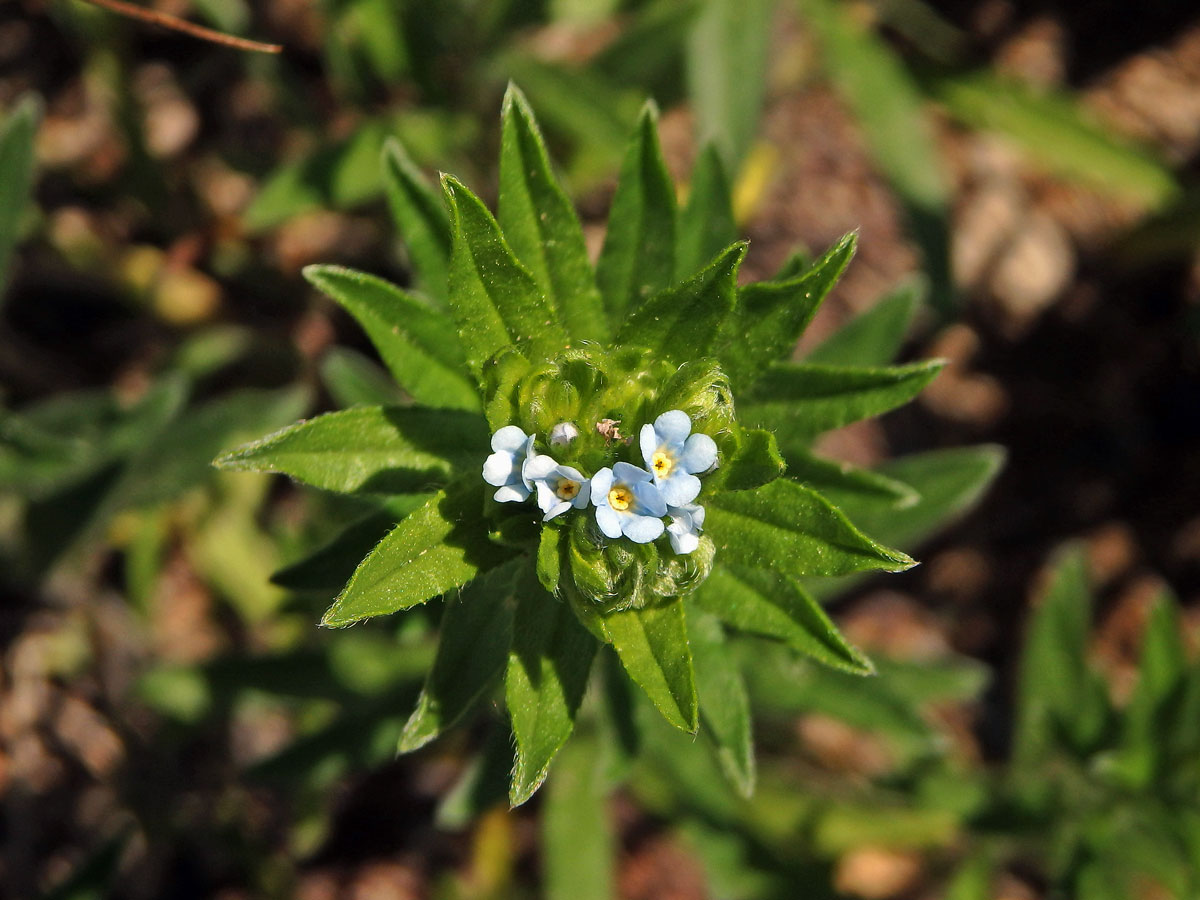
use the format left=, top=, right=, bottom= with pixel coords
left=1, top=0, right=1199, bottom=897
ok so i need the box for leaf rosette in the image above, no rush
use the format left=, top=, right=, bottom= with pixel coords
left=216, top=85, right=1001, bottom=805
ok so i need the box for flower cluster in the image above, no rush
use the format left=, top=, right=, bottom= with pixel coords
left=482, top=410, right=717, bottom=555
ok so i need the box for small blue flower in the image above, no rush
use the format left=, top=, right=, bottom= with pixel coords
left=639, top=410, right=718, bottom=506
left=523, top=453, right=590, bottom=521
left=482, top=425, right=535, bottom=502
left=666, top=503, right=705, bottom=555
left=591, top=462, right=667, bottom=543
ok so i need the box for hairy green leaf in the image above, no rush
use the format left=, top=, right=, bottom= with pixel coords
left=707, top=479, right=915, bottom=577
left=321, top=484, right=514, bottom=627
left=215, top=405, right=486, bottom=495
left=303, top=265, right=478, bottom=411
left=695, top=565, right=873, bottom=674
left=382, top=137, right=451, bottom=302
left=710, top=427, right=786, bottom=492
left=616, top=242, right=745, bottom=363
left=806, top=278, right=923, bottom=366
left=444, top=175, right=568, bottom=376
left=596, top=103, right=677, bottom=324
left=742, top=359, right=945, bottom=440
left=677, top=144, right=737, bottom=278
left=499, top=84, right=608, bottom=343
left=598, top=598, right=698, bottom=733
left=688, top=610, right=755, bottom=797
left=507, top=573, right=597, bottom=805
left=718, top=232, right=857, bottom=390
left=399, top=561, right=518, bottom=752
left=0, top=95, right=38, bottom=303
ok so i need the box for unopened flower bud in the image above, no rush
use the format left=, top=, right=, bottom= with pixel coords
left=550, top=421, right=579, bottom=447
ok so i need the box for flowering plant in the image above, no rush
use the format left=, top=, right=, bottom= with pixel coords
left=217, top=87, right=949, bottom=803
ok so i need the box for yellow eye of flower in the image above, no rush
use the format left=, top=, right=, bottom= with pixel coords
left=652, top=451, right=673, bottom=478
left=608, top=486, right=632, bottom=511
left=555, top=478, right=580, bottom=500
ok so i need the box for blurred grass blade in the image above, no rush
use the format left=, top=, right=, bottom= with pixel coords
left=319, top=347, right=405, bottom=407
left=686, top=0, right=774, bottom=170
left=543, top=737, right=614, bottom=900
left=785, top=445, right=920, bottom=508
left=799, top=0, right=954, bottom=316
left=0, top=94, right=39, bottom=305
left=596, top=102, right=678, bottom=325
left=924, top=69, right=1179, bottom=208
left=677, top=144, right=737, bottom=278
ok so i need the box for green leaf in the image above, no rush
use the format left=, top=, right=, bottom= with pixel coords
left=215, top=405, right=487, bottom=495
left=321, top=484, right=514, bottom=627
left=806, top=278, right=923, bottom=366
left=507, top=573, right=597, bottom=805
left=786, top=445, right=919, bottom=508
left=1013, top=544, right=1101, bottom=762
left=800, top=0, right=953, bottom=315
left=717, top=232, right=857, bottom=391
left=694, top=565, right=874, bottom=674
left=711, top=428, right=785, bottom=492
left=319, top=347, right=405, bottom=407
left=616, top=242, right=745, bottom=363
left=536, top=526, right=562, bottom=595
left=243, top=117, right=391, bottom=232
left=399, top=562, right=518, bottom=752
left=381, top=138, right=451, bottom=303
left=686, top=0, right=774, bottom=168
left=595, top=103, right=678, bottom=324
left=818, top=445, right=1005, bottom=551
left=706, top=479, right=915, bottom=577
left=0, top=94, right=39, bottom=303
left=108, top=386, right=309, bottom=512
left=499, top=84, right=608, bottom=343
left=303, top=265, right=479, bottom=411
left=596, top=598, right=698, bottom=733
left=688, top=610, right=755, bottom=797
left=744, top=359, right=944, bottom=442
left=543, top=737, right=615, bottom=900
left=925, top=69, right=1178, bottom=209
left=444, top=175, right=568, bottom=376
left=677, top=144, right=737, bottom=278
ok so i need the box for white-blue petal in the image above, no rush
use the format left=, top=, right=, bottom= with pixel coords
left=613, top=460, right=652, bottom=484
left=591, top=467, right=614, bottom=504
left=631, top=480, right=667, bottom=517
left=595, top=504, right=623, bottom=539
left=667, top=527, right=699, bottom=554
left=494, top=483, right=530, bottom=503
left=654, top=409, right=692, bottom=444
left=543, top=499, right=571, bottom=521
left=639, top=423, right=659, bottom=468
left=523, top=453, right=559, bottom=481
left=680, top=432, right=718, bottom=473
left=622, top=514, right=665, bottom=543
left=483, top=451, right=516, bottom=486
left=491, top=425, right=528, bottom=453
left=659, top=471, right=701, bottom=506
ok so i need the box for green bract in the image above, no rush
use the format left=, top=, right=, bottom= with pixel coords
left=216, top=85, right=979, bottom=805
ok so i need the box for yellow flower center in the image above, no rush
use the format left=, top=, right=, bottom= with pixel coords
left=652, top=450, right=674, bottom=478
left=555, top=478, right=580, bottom=500
left=608, top=486, right=632, bottom=511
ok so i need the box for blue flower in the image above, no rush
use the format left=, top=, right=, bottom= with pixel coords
left=639, top=410, right=718, bottom=506
left=591, top=462, right=667, bottom=543
left=523, top=453, right=590, bottom=521
left=666, top=503, right=705, bottom=555
left=482, top=425, right=535, bottom=502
